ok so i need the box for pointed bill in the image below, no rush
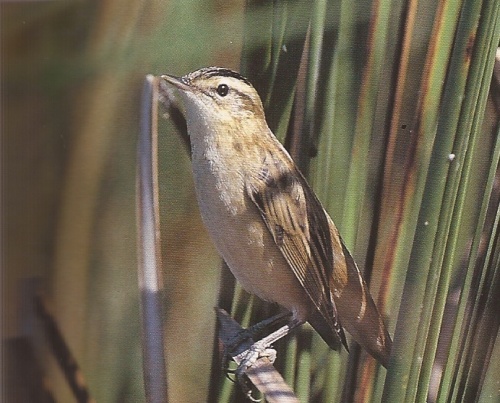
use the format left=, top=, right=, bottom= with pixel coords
left=160, top=74, right=192, bottom=92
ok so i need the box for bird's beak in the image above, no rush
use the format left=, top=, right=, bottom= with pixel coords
left=160, top=74, right=192, bottom=92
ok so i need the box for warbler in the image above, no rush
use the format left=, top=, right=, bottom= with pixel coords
left=160, top=67, right=392, bottom=367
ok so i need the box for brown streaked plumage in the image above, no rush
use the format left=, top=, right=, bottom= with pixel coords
left=160, top=67, right=392, bottom=367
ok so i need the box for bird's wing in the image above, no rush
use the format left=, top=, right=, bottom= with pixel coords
left=245, top=152, right=348, bottom=349
left=334, top=240, right=392, bottom=366
left=246, top=150, right=393, bottom=365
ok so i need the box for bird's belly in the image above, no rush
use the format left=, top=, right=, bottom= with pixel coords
left=193, top=170, right=309, bottom=318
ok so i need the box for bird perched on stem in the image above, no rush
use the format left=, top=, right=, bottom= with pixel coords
left=160, top=67, right=392, bottom=368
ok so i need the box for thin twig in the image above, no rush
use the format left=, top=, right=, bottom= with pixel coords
left=137, top=74, right=168, bottom=402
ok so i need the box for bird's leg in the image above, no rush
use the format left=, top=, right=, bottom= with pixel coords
left=224, top=311, right=292, bottom=357
left=235, top=319, right=304, bottom=381
left=246, top=311, right=293, bottom=338
left=222, top=311, right=293, bottom=378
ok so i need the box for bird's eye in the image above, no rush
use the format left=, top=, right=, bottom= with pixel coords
left=216, top=83, right=229, bottom=97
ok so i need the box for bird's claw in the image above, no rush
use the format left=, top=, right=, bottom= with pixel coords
left=233, top=341, right=277, bottom=401
left=237, top=340, right=277, bottom=373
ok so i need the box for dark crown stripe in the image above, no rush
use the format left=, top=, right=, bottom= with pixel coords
left=194, top=67, right=252, bottom=86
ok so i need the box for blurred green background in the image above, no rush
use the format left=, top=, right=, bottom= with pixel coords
left=3, top=0, right=499, bottom=402
left=3, top=1, right=245, bottom=401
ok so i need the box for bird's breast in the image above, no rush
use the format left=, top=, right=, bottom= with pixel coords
left=190, top=149, right=309, bottom=318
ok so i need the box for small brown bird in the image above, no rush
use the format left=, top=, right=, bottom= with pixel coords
left=160, top=67, right=392, bottom=367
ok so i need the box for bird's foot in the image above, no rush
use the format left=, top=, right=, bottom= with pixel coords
left=234, top=340, right=277, bottom=402
left=236, top=339, right=277, bottom=372
left=223, top=312, right=292, bottom=361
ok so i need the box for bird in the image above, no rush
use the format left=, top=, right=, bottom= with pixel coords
left=159, top=66, right=392, bottom=368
